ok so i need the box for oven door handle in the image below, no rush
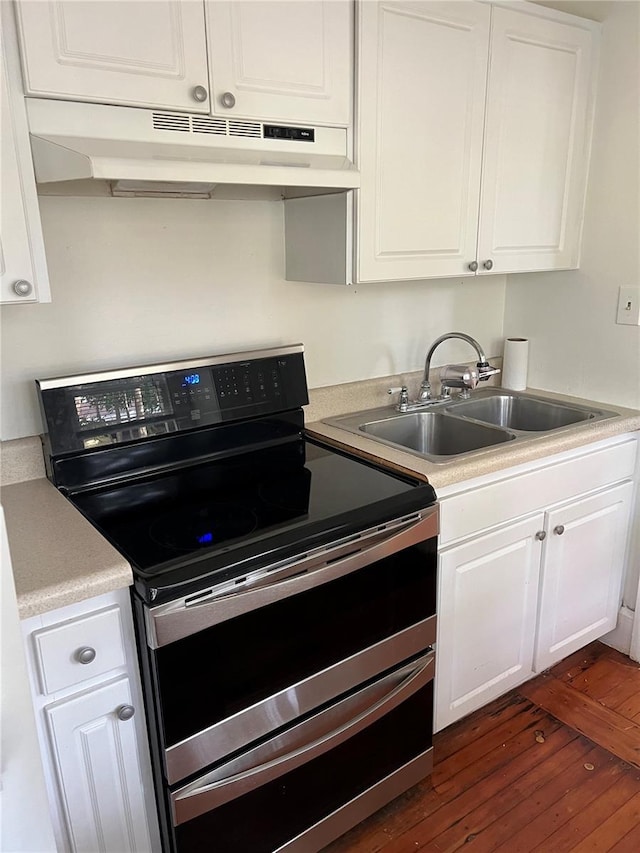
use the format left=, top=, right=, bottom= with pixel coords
left=171, top=649, right=435, bottom=826
left=147, top=507, right=438, bottom=648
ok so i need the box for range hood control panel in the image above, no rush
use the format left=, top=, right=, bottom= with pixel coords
left=264, top=124, right=315, bottom=142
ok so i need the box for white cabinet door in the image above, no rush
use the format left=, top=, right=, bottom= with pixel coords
left=1, top=3, right=50, bottom=305
left=535, top=482, right=635, bottom=671
left=435, top=515, right=543, bottom=732
left=205, top=0, right=352, bottom=125
left=45, top=676, right=154, bottom=853
left=477, top=7, right=598, bottom=274
left=15, top=0, right=210, bottom=112
left=357, top=1, right=490, bottom=282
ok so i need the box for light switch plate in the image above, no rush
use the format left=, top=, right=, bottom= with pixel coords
left=616, top=286, right=640, bottom=325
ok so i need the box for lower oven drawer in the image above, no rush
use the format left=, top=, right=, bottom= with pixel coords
left=170, top=651, right=434, bottom=853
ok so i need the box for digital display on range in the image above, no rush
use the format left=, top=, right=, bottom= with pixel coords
left=181, top=374, right=200, bottom=386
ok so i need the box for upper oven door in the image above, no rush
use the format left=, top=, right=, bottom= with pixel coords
left=143, top=508, right=438, bottom=785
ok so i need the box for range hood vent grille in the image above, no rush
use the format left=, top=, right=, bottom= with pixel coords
left=152, top=111, right=262, bottom=139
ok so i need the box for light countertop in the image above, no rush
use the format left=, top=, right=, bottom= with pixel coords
left=1, top=478, right=132, bottom=619
left=2, top=383, right=639, bottom=619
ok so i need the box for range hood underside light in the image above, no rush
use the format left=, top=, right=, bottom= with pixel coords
left=110, top=180, right=217, bottom=198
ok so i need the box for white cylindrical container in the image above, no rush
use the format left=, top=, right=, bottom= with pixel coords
left=502, top=338, right=529, bottom=390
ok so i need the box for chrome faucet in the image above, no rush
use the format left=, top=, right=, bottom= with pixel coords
left=418, top=332, right=500, bottom=401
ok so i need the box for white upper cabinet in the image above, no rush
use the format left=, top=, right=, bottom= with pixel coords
left=477, top=7, right=599, bottom=274
left=15, top=0, right=212, bottom=112
left=14, top=0, right=353, bottom=125
left=285, top=0, right=600, bottom=284
left=357, top=0, right=599, bottom=281
left=357, top=1, right=491, bottom=282
left=1, top=2, right=50, bottom=304
left=205, top=1, right=352, bottom=125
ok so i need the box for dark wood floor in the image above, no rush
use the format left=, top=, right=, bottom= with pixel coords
left=324, top=642, right=640, bottom=853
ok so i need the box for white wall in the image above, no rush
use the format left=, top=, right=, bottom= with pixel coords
left=0, top=195, right=506, bottom=440
left=504, top=0, right=640, bottom=410
left=0, top=508, right=56, bottom=853
left=505, top=0, right=640, bottom=610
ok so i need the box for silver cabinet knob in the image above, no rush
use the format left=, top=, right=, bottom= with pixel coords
left=468, top=261, right=479, bottom=272
left=75, top=646, right=97, bottom=665
left=13, top=279, right=33, bottom=297
left=116, top=704, right=135, bottom=721
left=192, top=85, right=208, bottom=103
left=535, top=530, right=546, bottom=541
left=220, top=91, right=236, bottom=109
left=554, top=524, right=565, bottom=536
left=483, top=259, right=494, bottom=270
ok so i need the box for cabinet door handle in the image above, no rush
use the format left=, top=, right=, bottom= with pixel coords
left=554, top=525, right=565, bottom=536
left=220, top=91, right=236, bottom=108
left=13, top=280, right=33, bottom=297
left=483, top=259, right=494, bottom=271
left=75, top=646, right=97, bottom=664
left=116, top=704, right=135, bottom=721
left=468, top=261, right=479, bottom=272
left=191, top=85, right=208, bottom=103
left=535, top=530, right=546, bottom=541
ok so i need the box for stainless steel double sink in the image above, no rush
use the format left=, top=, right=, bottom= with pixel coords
left=323, top=388, right=619, bottom=463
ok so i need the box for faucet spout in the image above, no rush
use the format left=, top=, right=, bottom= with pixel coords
left=419, top=332, right=500, bottom=401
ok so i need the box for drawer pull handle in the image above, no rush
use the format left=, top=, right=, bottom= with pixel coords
left=535, top=530, right=546, bottom=541
left=75, top=646, right=97, bottom=665
left=554, top=525, right=565, bottom=536
left=117, top=704, right=135, bottom=721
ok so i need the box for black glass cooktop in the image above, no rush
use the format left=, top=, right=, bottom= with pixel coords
left=70, top=437, right=436, bottom=602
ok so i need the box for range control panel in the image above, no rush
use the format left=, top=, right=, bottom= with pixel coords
left=166, top=358, right=287, bottom=422
left=38, top=347, right=309, bottom=455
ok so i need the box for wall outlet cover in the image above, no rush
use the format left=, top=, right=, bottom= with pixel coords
left=616, top=286, right=640, bottom=326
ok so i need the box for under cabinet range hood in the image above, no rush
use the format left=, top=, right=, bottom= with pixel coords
left=25, top=99, right=359, bottom=196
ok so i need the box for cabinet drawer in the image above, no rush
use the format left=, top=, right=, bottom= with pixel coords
left=33, top=605, right=126, bottom=695
left=440, top=437, right=638, bottom=546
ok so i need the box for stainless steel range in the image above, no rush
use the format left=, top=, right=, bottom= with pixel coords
left=37, top=344, right=438, bottom=853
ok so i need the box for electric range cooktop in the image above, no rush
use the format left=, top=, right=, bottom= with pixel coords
left=36, top=345, right=436, bottom=603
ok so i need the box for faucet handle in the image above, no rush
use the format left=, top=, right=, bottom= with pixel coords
left=388, top=386, right=409, bottom=411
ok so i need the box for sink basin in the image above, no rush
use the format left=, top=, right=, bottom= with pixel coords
left=360, top=411, right=513, bottom=458
left=322, top=389, right=619, bottom=464
left=446, top=392, right=611, bottom=431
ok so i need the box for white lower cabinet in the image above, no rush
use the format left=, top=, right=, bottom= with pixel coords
left=535, top=482, right=635, bottom=672
left=435, top=436, right=638, bottom=732
left=436, top=515, right=542, bottom=729
left=22, top=590, right=160, bottom=853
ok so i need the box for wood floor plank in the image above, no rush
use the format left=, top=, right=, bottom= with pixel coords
left=322, top=643, right=640, bottom=853
left=607, top=822, right=640, bottom=853
left=375, top=719, right=577, bottom=853
left=518, top=673, right=640, bottom=768
left=566, top=656, right=639, bottom=701
left=550, top=642, right=609, bottom=682
left=568, top=790, right=640, bottom=852
left=434, top=692, right=530, bottom=763
left=324, top=708, right=565, bottom=853
left=531, top=770, right=640, bottom=852
left=415, top=740, right=601, bottom=853
left=489, top=751, right=624, bottom=852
